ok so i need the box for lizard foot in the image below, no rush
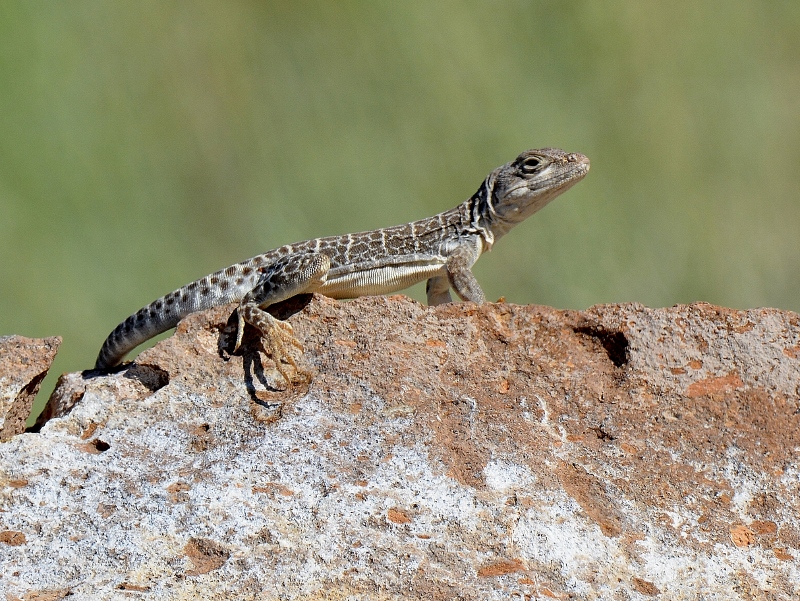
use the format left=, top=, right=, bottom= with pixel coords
left=261, top=319, right=311, bottom=386
left=235, top=305, right=310, bottom=386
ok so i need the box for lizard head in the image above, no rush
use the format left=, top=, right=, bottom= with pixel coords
left=477, top=147, right=590, bottom=240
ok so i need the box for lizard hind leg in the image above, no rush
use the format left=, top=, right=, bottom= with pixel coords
left=234, top=252, right=331, bottom=384
left=237, top=304, right=308, bottom=384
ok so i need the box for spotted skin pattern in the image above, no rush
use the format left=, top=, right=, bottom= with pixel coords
left=96, top=148, right=589, bottom=382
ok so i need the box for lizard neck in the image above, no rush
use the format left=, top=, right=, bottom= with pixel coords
left=455, top=174, right=503, bottom=251
left=436, top=192, right=496, bottom=254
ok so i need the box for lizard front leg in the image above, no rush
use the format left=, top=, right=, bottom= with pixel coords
left=443, top=242, right=486, bottom=304
left=235, top=252, right=331, bottom=384
left=426, top=275, right=453, bottom=306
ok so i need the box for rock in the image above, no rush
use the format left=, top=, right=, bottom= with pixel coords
left=0, top=335, right=61, bottom=440
left=1, top=296, right=798, bottom=599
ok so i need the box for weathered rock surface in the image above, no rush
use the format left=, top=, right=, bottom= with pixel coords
left=1, top=296, right=799, bottom=600
left=0, top=335, right=61, bottom=440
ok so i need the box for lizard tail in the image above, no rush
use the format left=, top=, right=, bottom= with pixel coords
left=94, top=292, right=189, bottom=370
left=94, top=261, right=261, bottom=370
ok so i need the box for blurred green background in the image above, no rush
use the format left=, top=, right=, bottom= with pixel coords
left=1, top=1, right=798, bottom=421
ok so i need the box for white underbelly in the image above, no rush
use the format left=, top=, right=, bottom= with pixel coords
left=319, top=263, right=447, bottom=299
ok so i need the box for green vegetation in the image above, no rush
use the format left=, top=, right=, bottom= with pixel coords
left=1, top=2, right=798, bottom=420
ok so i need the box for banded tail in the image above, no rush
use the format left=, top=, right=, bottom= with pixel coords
left=94, top=259, right=264, bottom=369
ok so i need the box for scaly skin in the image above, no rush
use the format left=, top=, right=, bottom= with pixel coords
left=96, top=148, right=590, bottom=383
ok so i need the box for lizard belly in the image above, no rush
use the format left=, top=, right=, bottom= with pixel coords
left=319, top=263, right=446, bottom=299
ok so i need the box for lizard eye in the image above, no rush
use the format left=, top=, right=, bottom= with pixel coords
left=520, top=156, right=543, bottom=174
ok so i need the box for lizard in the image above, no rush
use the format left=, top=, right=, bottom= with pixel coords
left=95, top=147, right=589, bottom=382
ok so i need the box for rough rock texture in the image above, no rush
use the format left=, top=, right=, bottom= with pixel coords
left=1, top=296, right=799, bottom=600
left=0, top=335, right=61, bottom=440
